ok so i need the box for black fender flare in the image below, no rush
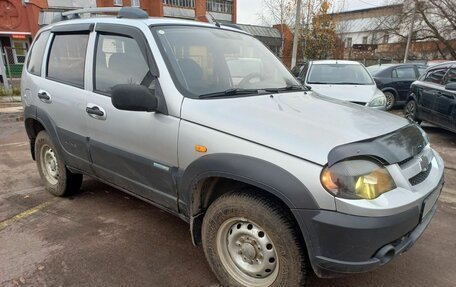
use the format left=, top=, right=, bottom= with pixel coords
left=179, top=153, right=319, bottom=215
left=179, top=153, right=318, bottom=245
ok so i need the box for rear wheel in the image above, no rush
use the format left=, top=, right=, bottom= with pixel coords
left=202, top=192, right=306, bottom=287
left=404, top=100, right=421, bottom=124
left=384, top=91, right=396, bottom=110
left=35, top=131, right=82, bottom=197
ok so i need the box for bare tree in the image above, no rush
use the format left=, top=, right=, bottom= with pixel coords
left=382, top=0, right=456, bottom=59
left=258, top=0, right=296, bottom=56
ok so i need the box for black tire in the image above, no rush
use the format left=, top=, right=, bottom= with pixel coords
left=35, top=131, right=82, bottom=197
left=384, top=91, right=396, bottom=111
left=404, top=100, right=421, bottom=124
left=202, top=192, right=306, bottom=287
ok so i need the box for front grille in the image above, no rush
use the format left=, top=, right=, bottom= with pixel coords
left=409, top=163, right=432, bottom=186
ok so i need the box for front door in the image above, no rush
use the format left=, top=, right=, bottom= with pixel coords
left=418, top=67, right=448, bottom=123
left=434, top=67, right=456, bottom=130
left=86, top=25, right=179, bottom=211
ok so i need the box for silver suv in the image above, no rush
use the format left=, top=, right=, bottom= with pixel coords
left=22, top=8, right=444, bottom=287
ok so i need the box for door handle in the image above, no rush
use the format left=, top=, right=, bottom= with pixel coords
left=86, top=106, right=104, bottom=116
left=86, top=104, right=106, bottom=120
left=37, top=90, right=51, bottom=103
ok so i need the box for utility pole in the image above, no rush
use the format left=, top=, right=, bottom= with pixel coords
left=404, top=1, right=417, bottom=63
left=291, top=0, right=303, bottom=68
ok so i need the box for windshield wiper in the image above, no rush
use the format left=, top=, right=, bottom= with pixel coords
left=264, top=85, right=307, bottom=93
left=199, top=88, right=260, bottom=99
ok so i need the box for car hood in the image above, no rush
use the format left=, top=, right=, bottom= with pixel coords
left=310, top=84, right=378, bottom=103
left=181, top=92, right=409, bottom=165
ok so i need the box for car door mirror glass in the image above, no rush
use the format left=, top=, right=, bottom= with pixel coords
left=111, top=84, right=158, bottom=112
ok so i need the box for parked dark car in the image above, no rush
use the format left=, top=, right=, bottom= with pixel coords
left=367, top=63, right=428, bottom=110
left=405, top=61, right=456, bottom=133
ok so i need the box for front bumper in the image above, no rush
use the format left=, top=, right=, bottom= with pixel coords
left=293, top=177, right=443, bottom=278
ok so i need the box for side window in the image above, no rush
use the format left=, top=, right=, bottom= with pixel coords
left=94, top=34, right=150, bottom=94
left=424, top=68, right=448, bottom=85
left=392, top=67, right=415, bottom=79
left=27, top=31, right=50, bottom=76
left=444, top=68, right=456, bottom=84
left=47, top=34, right=89, bottom=87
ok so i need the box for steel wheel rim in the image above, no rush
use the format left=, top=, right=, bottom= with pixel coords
left=216, top=217, right=279, bottom=287
left=405, top=101, right=416, bottom=119
left=40, top=144, right=59, bottom=185
left=385, top=92, right=394, bottom=110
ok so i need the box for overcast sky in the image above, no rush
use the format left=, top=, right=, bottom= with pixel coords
left=237, top=0, right=387, bottom=25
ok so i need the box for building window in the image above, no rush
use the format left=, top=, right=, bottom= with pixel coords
left=131, top=0, right=140, bottom=7
left=207, top=0, right=233, bottom=14
left=113, top=0, right=123, bottom=6
left=383, top=33, right=389, bottom=44
left=362, top=36, right=368, bottom=44
left=346, top=37, right=352, bottom=48
left=163, top=0, right=195, bottom=8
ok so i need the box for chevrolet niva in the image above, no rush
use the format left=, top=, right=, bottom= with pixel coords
left=21, top=8, right=444, bottom=287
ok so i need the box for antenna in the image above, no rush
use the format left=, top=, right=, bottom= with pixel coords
left=196, top=0, right=221, bottom=28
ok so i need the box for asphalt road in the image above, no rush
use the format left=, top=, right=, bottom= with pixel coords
left=1, top=116, right=456, bottom=287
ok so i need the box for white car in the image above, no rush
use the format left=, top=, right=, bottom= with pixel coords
left=297, top=60, right=387, bottom=109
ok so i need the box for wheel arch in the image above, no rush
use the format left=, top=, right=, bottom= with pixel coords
left=178, top=154, right=318, bottom=245
left=381, top=87, right=398, bottom=97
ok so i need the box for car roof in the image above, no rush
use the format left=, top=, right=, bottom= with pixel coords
left=427, top=61, right=456, bottom=69
left=311, top=60, right=361, bottom=65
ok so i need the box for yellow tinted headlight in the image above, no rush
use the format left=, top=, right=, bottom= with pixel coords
left=321, top=159, right=396, bottom=200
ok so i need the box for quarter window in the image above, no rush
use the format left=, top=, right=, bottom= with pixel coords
left=424, top=68, right=448, bottom=85
left=94, top=34, right=150, bottom=94
left=47, top=33, right=89, bottom=87
left=27, top=31, right=50, bottom=76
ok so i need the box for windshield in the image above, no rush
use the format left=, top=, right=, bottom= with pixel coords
left=307, top=63, right=374, bottom=85
left=152, top=26, right=300, bottom=98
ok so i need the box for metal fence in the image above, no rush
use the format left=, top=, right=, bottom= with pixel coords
left=1, top=46, right=27, bottom=93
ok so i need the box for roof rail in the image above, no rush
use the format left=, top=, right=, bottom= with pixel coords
left=54, top=7, right=148, bottom=22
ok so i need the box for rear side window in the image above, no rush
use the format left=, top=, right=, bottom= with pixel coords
left=392, top=67, right=416, bottom=79
left=47, top=34, right=89, bottom=88
left=27, top=31, right=50, bottom=76
left=424, top=68, right=448, bottom=85
left=94, top=34, right=150, bottom=94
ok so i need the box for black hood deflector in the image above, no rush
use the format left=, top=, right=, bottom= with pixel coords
left=328, top=124, right=427, bottom=167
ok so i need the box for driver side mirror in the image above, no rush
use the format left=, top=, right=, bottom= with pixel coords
left=445, top=82, right=456, bottom=91
left=111, top=84, right=158, bottom=112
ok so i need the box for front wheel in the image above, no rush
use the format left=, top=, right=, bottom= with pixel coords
left=202, top=192, right=306, bottom=287
left=35, top=131, right=83, bottom=197
left=404, top=100, right=421, bottom=124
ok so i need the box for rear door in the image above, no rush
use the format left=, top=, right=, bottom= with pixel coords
left=434, top=67, right=456, bottom=130
left=391, top=66, right=417, bottom=101
left=85, top=24, right=179, bottom=211
left=32, top=24, right=93, bottom=172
